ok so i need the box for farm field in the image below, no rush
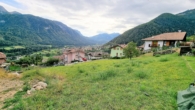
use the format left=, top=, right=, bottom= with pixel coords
left=0, top=46, right=25, bottom=50
left=2, top=53, right=195, bottom=110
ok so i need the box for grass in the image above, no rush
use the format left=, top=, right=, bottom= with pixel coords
left=0, top=68, right=20, bottom=79
left=0, top=46, right=25, bottom=50
left=3, top=53, right=195, bottom=110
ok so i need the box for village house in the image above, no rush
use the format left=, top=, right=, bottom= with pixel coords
left=63, top=48, right=86, bottom=64
left=110, top=44, right=126, bottom=57
left=0, top=52, right=6, bottom=65
left=88, top=52, right=109, bottom=60
left=142, top=31, right=187, bottom=50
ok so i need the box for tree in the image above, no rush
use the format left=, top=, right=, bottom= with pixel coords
left=123, top=42, right=138, bottom=60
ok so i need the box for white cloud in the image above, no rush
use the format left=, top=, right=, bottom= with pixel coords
left=0, top=0, right=195, bottom=36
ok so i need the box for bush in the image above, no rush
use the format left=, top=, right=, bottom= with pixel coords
left=71, top=60, right=79, bottom=63
left=9, top=65, right=21, bottom=71
left=111, top=56, right=120, bottom=59
left=155, top=54, right=161, bottom=57
left=44, top=58, right=59, bottom=66
left=120, top=56, right=126, bottom=59
left=192, top=49, right=195, bottom=55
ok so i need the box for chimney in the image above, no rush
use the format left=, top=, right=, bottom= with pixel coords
left=178, top=30, right=181, bottom=32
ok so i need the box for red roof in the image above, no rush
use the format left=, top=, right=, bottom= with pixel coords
left=142, top=32, right=186, bottom=41
left=0, top=52, right=6, bottom=58
left=63, top=48, right=85, bottom=54
left=0, top=52, right=6, bottom=65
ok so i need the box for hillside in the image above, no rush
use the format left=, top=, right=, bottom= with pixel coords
left=89, top=33, right=120, bottom=44
left=106, top=9, right=195, bottom=46
left=0, top=6, right=94, bottom=46
left=2, top=53, right=195, bottom=109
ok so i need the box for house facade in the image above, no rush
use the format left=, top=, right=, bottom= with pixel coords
left=0, top=52, right=6, bottom=65
left=142, top=32, right=187, bottom=50
left=88, top=52, right=109, bottom=60
left=63, top=48, right=86, bottom=64
left=110, top=44, right=126, bottom=57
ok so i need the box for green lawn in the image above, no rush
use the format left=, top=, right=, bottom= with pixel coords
left=4, top=53, right=195, bottom=110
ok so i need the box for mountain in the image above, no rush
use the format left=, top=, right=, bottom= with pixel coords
left=0, top=6, right=93, bottom=46
left=106, top=9, right=195, bottom=46
left=89, top=33, right=120, bottom=44
left=0, top=6, right=8, bottom=14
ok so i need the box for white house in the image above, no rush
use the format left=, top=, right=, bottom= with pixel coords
left=142, top=32, right=187, bottom=50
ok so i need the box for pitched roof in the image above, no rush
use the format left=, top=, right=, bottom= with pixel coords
left=142, top=32, right=186, bottom=41
left=63, top=48, right=85, bottom=54
left=0, top=52, right=6, bottom=58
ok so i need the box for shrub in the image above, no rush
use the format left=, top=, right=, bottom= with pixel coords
left=9, top=65, right=21, bottom=71
left=162, top=46, right=169, bottom=50
left=155, top=54, right=161, bottom=57
left=111, top=56, right=120, bottom=59
left=120, top=56, right=126, bottom=59
left=191, top=49, right=195, bottom=55
left=44, top=58, right=59, bottom=66
left=71, top=60, right=79, bottom=63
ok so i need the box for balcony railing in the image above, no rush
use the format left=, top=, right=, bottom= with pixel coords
left=149, top=44, right=159, bottom=47
left=179, top=42, right=191, bottom=46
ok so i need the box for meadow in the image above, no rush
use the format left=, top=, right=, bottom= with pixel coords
left=3, top=53, right=195, bottom=110
left=0, top=46, right=25, bottom=50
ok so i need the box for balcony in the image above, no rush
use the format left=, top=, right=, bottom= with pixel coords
left=149, top=44, right=159, bottom=47
left=179, top=42, right=191, bottom=47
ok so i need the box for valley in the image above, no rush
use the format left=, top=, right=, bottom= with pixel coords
left=1, top=52, right=195, bottom=109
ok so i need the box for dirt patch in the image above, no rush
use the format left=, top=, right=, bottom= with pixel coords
left=0, top=79, right=23, bottom=109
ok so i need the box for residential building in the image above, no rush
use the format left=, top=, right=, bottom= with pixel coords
left=110, top=44, right=126, bottom=57
left=142, top=31, right=187, bottom=50
left=88, top=52, right=109, bottom=60
left=63, top=48, right=86, bottom=64
left=0, top=52, right=6, bottom=65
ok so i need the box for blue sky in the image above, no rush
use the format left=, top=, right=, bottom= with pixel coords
left=0, top=0, right=195, bottom=37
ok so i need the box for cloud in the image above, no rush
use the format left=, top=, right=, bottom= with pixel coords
left=0, top=0, right=195, bottom=36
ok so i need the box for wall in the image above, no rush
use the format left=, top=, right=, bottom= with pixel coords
left=144, top=41, right=164, bottom=50
left=158, top=41, right=164, bottom=48
left=65, top=52, right=85, bottom=63
left=110, top=46, right=124, bottom=57
left=144, top=41, right=152, bottom=50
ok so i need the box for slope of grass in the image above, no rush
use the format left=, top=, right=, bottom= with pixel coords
left=0, top=68, right=20, bottom=79
left=4, top=53, right=195, bottom=110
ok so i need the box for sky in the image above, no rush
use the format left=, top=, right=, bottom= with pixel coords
left=0, top=0, right=195, bottom=37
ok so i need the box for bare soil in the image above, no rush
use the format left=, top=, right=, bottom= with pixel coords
left=0, top=79, right=23, bottom=109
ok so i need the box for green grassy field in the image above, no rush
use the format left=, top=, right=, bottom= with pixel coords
left=4, top=53, right=195, bottom=110
left=0, top=46, right=25, bottom=50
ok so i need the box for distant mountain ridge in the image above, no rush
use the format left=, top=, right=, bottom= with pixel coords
left=106, top=9, right=195, bottom=46
left=89, top=33, right=120, bottom=44
left=0, top=6, right=94, bottom=46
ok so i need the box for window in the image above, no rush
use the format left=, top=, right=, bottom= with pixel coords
left=116, top=53, right=118, bottom=56
left=120, top=53, right=122, bottom=56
